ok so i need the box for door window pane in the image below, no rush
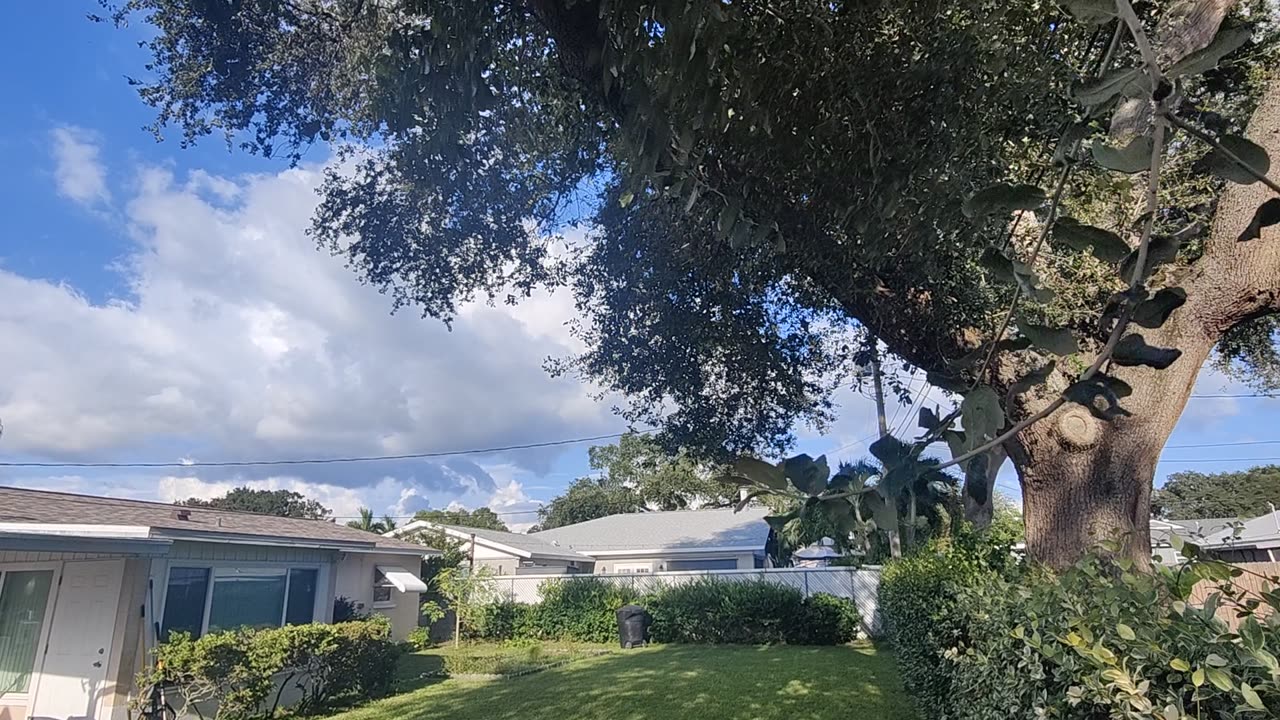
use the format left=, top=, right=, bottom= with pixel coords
left=0, top=570, right=53, bottom=694
left=207, top=570, right=286, bottom=633
left=162, top=567, right=211, bottom=640
left=284, top=569, right=318, bottom=625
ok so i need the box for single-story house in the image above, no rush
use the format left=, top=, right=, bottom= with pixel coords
left=0, top=486, right=433, bottom=720
left=390, top=506, right=773, bottom=575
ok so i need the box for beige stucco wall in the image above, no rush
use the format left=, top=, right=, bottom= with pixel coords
left=333, top=552, right=422, bottom=641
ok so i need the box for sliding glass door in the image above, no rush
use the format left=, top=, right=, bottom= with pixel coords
left=0, top=569, right=54, bottom=695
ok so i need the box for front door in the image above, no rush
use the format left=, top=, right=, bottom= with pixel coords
left=29, top=560, right=125, bottom=720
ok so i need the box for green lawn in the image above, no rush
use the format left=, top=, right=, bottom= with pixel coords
left=330, top=643, right=916, bottom=720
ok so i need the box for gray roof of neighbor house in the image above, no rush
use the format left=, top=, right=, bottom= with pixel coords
left=530, top=506, right=772, bottom=553
left=1208, top=510, right=1280, bottom=547
left=0, top=486, right=432, bottom=555
left=1152, top=517, right=1241, bottom=547
left=390, top=521, right=587, bottom=562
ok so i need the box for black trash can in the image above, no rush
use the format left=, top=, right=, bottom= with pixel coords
left=616, top=604, right=651, bottom=649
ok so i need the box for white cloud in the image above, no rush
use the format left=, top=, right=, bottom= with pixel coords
left=50, top=126, right=111, bottom=207
left=1, top=141, right=620, bottom=513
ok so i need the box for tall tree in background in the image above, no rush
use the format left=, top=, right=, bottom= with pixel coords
left=532, top=433, right=731, bottom=531
left=413, top=507, right=510, bottom=532
left=181, top=487, right=330, bottom=519
left=346, top=507, right=385, bottom=533
left=1154, top=465, right=1280, bottom=519
left=109, top=0, right=1280, bottom=567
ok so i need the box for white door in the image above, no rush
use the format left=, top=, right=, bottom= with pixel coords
left=29, top=560, right=125, bottom=720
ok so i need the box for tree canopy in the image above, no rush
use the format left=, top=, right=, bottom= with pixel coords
left=180, top=487, right=330, bottom=519
left=1154, top=465, right=1280, bottom=519
left=110, top=0, right=1280, bottom=566
left=413, top=507, right=510, bottom=532
left=532, top=433, right=731, bottom=530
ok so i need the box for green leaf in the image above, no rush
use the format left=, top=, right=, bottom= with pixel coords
left=927, top=371, right=969, bottom=395
left=869, top=435, right=913, bottom=469
left=1053, top=123, right=1092, bottom=166
left=1074, top=67, right=1145, bottom=106
left=731, top=458, right=787, bottom=490
left=716, top=198, right=741, bottom=240
left=618, top=191, right=635, bottom=208
left=1053, top=217, right=1131, bottom=263
left=1203, top=135, right=1271, bottom=185
left=1237, top=198, right=1280, bottom=242
left=1092, top=135, right=1154, bottom=173
left=1115, top=623, right=1136, bottom=640
left=1112, top=335, right=1183, bottom=369
left=1132, top=288, right=1187, bottom=329
left=1191, top=668, right=1206, bottom=687
left=1204, top=667, right=1233, bottom=692
left=1120, top=233, right=1182, bottom=282
left=783, top=454, right=830, bottom=496
left=1059, top=0, right=1115, bottom=24
left=1064, top=377, right=1132, bottom=421
left=1010, top=361, right=1055, bottom=399
left=961, top=386, right=1004, bottom=444
left=962, top=184, right=1046, bottom=219
left=1169, top=658, right=1191, bottom=672
left=979, top=246, right=1016, bottom=284
left=729, top=218, right=753, bottom=250
left=764, top=510, right=800, bottom=533
left=1017, top=321, right=1079, bottom=356
left=918, top=407, right=941, bottom=431
left=1168, top=25, right=1253, bottom=79
left=1241, top=682, right=1265, bottom=710
left=1205, top=653, right=1229, bottom=667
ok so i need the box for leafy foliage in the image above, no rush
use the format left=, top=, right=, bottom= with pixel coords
left=180, top=487, right=330, bottom=520
left=413, top=507, right=509, bottom=532
left=533, top=433, right=731, bottom=530
left=137, top=618, right=399, bottom=719
left=1154, top=465, right=1280, bottom=520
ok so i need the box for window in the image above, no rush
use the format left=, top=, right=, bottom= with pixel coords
left=611, top=563, right=653, bottom=574
left=0, top=570, right=53, bottom=695
left=667, top=558, right=738, bottom=571
left=373, top=569, right=394, bottom=606
left=162, top=566, right=318, bottom=639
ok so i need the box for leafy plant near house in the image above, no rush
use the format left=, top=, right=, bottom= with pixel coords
left=137, top=618, right=399, bottom=719
left=881, top=537, right=1280, bottom=719
left=423, top=566, right=499, bottom=648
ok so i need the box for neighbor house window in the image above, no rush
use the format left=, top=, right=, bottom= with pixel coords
left=0, top=570, right=54, bottom=695
left=373, top=569, right=394, bottom=606
left=161, top=566, right=318, bottom=639
left=611, top=563, right=652, bottom=574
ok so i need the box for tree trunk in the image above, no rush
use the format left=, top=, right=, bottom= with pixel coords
left=1013, top=68, right=1280, bottom=569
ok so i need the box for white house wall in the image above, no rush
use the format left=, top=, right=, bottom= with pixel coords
left=333, top=552, right=421, bottom=641
left=593, top=551, right=757, bottom=574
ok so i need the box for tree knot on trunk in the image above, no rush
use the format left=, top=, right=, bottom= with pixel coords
left=1054, top=406, right=1102, bottom=449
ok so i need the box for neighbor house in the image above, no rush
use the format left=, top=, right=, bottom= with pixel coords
left=0, top=486, right=433, bottom=720
left=390, top=506, right=772, bottom=575
left=1150, top=516, right=1240, bottom=565
left=1200, top=508, right=1280, bottom=563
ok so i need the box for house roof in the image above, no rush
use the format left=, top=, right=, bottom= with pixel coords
left=1151, top=517, right=1241, bottom=547
left=0, top=486, right=432, bottom=556
left=530, top=506, right=772, bottom=554
left=1209, top=510, right=1280, bottom=548
left=389, top=521, right=587, bottom=562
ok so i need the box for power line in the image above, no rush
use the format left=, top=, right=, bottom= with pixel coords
left=1165, top=439, right=1280, bottom=449
left=1159, top=456, right=1280, bottom=464
left=1189, top=393, right=1278, bottom=399
left=0, top=429, right=650, bottom=469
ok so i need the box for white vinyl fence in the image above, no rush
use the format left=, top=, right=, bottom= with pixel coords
left=482, top=566, right=884, bottom=635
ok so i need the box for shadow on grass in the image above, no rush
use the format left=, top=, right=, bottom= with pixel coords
left=336, top=644, right=916, bottom=720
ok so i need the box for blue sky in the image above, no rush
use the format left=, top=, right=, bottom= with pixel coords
left=0, top=4, right=1276, bottom=529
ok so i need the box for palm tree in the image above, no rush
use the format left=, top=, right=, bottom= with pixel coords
left=346, top=507, right=386, bottom=534
left=381, top=514, right=398, bottom=533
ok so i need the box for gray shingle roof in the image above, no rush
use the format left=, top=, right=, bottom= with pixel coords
left=1229, top=511, right=1280, bottom=545
left=430, top=523, right=587, bottom=561
left=530, top=506, right=771, bottom=553
left=0, top=486, right=430, bottom=555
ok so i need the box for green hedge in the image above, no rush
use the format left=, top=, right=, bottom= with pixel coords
left=882, top=542, right=1280, bottom=719
left=140, top=617, right=399, bottom=719
left=463, top=577, right=860, bottom=646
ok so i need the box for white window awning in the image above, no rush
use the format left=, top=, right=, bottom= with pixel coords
left=377, top=565, right=428, bottom=593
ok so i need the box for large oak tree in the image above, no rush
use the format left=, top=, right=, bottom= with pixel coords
left=107, top=0, right=1280, bottom=566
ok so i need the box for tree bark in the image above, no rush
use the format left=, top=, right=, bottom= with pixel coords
left=1012, top=70, right=1280, bottom=569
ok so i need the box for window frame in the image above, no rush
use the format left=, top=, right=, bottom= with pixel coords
left=611, top=562, right=653, bottom=574
left=0, top=562, right=61, bottom=704
left=372, top=568, right=395, bottom=609
left=160, top=562, right=326, bottom=639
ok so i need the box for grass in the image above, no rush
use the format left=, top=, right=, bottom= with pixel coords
left=330, top=643, right=916, bottom=720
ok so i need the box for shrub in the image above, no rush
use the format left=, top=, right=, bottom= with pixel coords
left=647, top=578, right=805, bottom=645
left=524, top=577, right=641, bottom=643
left=463, top=600, right=534, bottom=641
left=877, top=539, right=1000, bottom=719
left=405, top=625, right=434, bottom=651
left=885, top=540, right=1280, bottom=720
left=789, top=593, right=861, bottom=645
left=138, top=617, right=400, bottom=719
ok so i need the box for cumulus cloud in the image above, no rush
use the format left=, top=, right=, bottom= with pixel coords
left=50, top=126, right=111, bottom=207
left=1, top=140, right=619, bottom=515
